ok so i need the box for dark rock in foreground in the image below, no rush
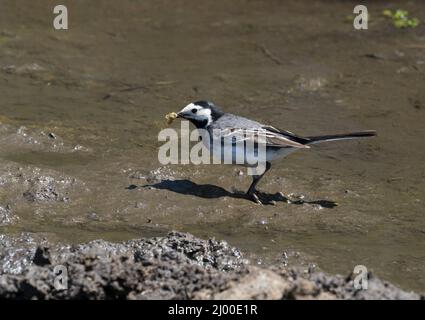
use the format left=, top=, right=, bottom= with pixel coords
left=0, top=232, right=421, bottom=300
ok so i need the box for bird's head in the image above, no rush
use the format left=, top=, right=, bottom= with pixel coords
left=177, top=101, right=224, bottom=128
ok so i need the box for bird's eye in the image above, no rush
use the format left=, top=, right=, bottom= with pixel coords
left=191, top=108, right=198, bottom=114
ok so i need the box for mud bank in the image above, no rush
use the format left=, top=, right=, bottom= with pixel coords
left=0, top=232, right=421, bottom=300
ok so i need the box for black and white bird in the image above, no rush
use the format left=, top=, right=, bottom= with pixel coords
left=176, top=100, right=376, bottom=204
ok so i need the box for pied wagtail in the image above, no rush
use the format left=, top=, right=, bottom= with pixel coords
left=173, top=100, right=376, bottom=204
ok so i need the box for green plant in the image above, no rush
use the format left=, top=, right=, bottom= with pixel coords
left=382, top=9, right=419, bottom=28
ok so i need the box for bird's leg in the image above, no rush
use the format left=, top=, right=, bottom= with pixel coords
left=246, top=162, right=271, bottom=204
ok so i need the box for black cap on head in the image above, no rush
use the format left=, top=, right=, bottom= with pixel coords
left=193, top=100, right=224, bottom=121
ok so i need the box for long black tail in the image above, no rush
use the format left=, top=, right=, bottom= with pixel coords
left=306, top=130, right=377, bottom=145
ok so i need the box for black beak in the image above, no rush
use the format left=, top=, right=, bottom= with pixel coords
left=177, top=112, right=185, bottom=119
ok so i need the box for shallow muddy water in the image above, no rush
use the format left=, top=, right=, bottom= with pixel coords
left=0, top=0, right=424, bottom=292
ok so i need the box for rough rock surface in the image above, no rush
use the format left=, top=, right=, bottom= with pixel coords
left=0, top=204, right=18, bottom=225
left=0, top=232, right=422, bottom=300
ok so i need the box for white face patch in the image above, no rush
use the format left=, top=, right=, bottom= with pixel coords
left=180, top=103, right=197, bottom=114
left=179, top=103, right=213, bottom=126
left=197, top=108, right=212, bottom=125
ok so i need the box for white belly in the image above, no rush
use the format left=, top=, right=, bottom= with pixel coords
left=202, top=135, right=298, bottom=166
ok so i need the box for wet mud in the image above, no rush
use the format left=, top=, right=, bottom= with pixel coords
left=0, top=0, right=425, bottom=293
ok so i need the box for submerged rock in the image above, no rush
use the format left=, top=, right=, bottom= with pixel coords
left=2, top=63, right=46, bottom=75
left=0, top=162, right=84, bottom=206
left=23, top=175, right=71, bottom=202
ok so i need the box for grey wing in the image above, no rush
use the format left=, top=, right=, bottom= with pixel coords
left=210, top=114, right=309, bottom=149
left=210, top=113, right=264, bottom=130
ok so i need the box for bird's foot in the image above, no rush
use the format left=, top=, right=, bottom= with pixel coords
left=248, top=191, right=263, bottom=205
left=278, top=192, right=292, bottom=204
left=247, top=190, right=291, bottom=205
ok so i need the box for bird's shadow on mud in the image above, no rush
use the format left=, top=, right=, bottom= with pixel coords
left=135, top=179, right=337, bottom=208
